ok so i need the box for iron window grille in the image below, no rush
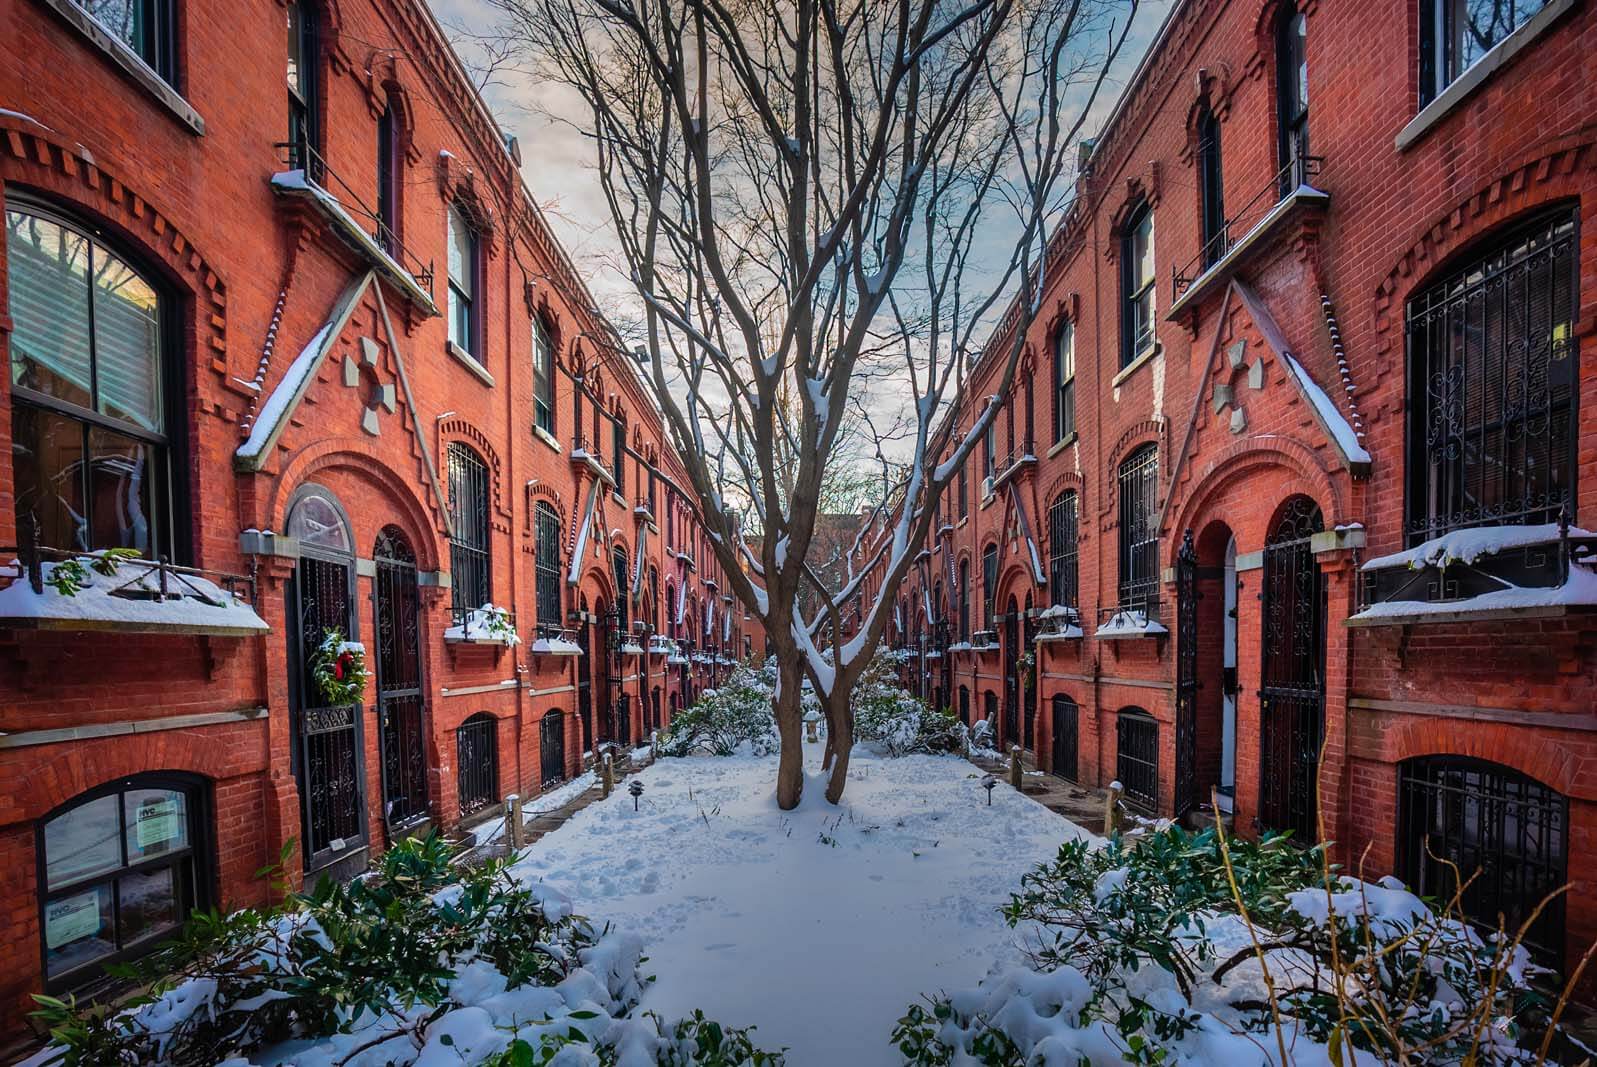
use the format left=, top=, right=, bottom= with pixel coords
left=1054, top=321, right=1076, bottom=443
left=1275, top=5, right=1309, bottom=198
left=1420, top=0, right=1551, bottom=106
left=1117, top=445, right=1159, bottom=611
left=1048, top=491, right=1079, bottom=609
left=535, top=503, right=562, bottom=625
left=1120, top=202, right=1156, bottom=368
left=1405, top=209, right=1578, bottom=543
left=1400, top=756, right=1567, bottom=963
left=455, top=714, right=498, bottom=816
left=1116, top=710, right=1159, bottom=812
left=447, top=443, right=491, bottom=613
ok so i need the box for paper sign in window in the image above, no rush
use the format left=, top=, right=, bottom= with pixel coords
left=44, top=892, right=101, bottom=950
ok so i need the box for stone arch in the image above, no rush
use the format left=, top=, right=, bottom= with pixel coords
left=268, top=439, right=444, bottom=571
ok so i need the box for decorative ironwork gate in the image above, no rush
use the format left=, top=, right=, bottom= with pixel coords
left=374, top=528, right=427, bottom=826
left=1002, top=600, right=1020, bottom=748
left=455, top=713, right=497, bottom=816
left=291, top=554, right=365, bottom=868
left=540, top=711, right=566, bottom=787
left=576, top=605, right=593, bottom=752
left=1022, top=605, right=1037, bottom=750
left=1174, top=530, right=1199, bottom=816
left=1399, top=756, right=1568, bottom=962
left=1051, top=695, right=1077, bottom=781
left=1116, top=709, right=1158, bottom=811
left=1259, top=497, right=1325, bottom=840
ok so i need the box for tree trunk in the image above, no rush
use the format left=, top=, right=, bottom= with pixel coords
left=824, top=694, right=853, bottom=803
left=774, top=653, right=806, bottom=809
left=822, top=729, right=835, bottom=770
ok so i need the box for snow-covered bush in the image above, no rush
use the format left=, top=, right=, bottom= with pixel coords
left=895, top=824, right=1564, bottom=1065
left=967, top=718, right=997, bottom=758
left=852, top=648, right=966, bottom=757
left=483, top=1009, right=786, bottom=1065
left=657, top=665, right=778, bottom=757
left=31, top=834, right=780, bottom=1066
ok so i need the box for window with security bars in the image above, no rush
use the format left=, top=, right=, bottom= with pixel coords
left=1054, top=322, right=1075, bottom=442
left=447, top=443, right=490, bottom=613
left=1405, top=209, right=1578, bottom=543
left=1117, top=445, right=1158, bottom=609
left=534, top=503, right=561, bottom=625
left=1048, top=491, right=1078, bottom=608
left=982, top=544, right=998, bottom=627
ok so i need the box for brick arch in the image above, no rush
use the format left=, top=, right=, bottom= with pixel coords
left=1101, top=421, right=1166, bottom=527
left=994, top=562, right=1035, bottom=612
left=1163, top=435, right=1343, bottom=556
left=22, top=736, right=235, bottom=824
left=1107, top=179, right=1159, bottom=243
left=1041, top=469, right=1086, bottom=507
left=0, top=120, right=231, bottom=387
left=439, top=419, right=512, bottom=529
left=268, top=439, right=445, bottom=571
left=1383, top=719, right=1582, bottom=799
left=1371, top=137, right=1594, bottom=378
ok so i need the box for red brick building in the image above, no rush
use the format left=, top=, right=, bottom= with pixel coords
left=895, top=0, right=1595, bottom=977
left=0, top=0, right=754, bottom=1036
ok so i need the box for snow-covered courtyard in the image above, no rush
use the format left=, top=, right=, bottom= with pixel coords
left=507, top=741, right=1089, bottom=1065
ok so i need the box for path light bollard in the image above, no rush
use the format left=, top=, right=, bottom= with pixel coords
left=629, top=779, right=644, bottom=811
left=650, top=729, right=659, bottom=762
left=1008, top=745, right=1023, bottom=791
left=804, top=709, right=820, bottom=743
left=981, top=774, right=997, bottom=805
left=1103, top=781, right=1124, bottom=837
left=601, top=752, right=615, bottom=798
left=506, top=794, right=525, bottom=850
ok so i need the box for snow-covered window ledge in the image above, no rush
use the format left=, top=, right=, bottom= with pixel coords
left=1094, top=610, right=1169, bottom=640
left=0, top=557, right=268, bottom=638
left=945, top=641, right=973, bottom=653
left=528, top=633, right=582, bottom=655
left=1035, top=626, right=1084, bottom=642
left=443, top=606, right=521, bottom=647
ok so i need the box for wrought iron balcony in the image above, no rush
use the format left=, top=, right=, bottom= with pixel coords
left=528, top=625, right=582, bottom=655
left=1095, top=591, right=1166, bottom=639
left=991, top=440, right=1038, bottom=490
left=568, top=433, right=615, bottom=486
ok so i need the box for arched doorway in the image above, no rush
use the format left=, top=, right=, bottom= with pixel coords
left=1002, top=595, right=1020, bottom=749
left=286, top=486, right=366, bottom=875
left=1259, top=496, right=1325, bottom=839
left=374, top=527, right=427, bottom=828
left=540, top=710, right=566, bottom=787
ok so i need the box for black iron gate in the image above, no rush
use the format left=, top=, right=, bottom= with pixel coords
left=456, top=713, right=497, bottom=816
left=576, top=607, right=593, bottom=753
left=1022, top=606, right=1037, bottom=750
left=1002, top=601, right=1020, bottom=748
left=1174, top=530, right=1199, bottom=816
left=540, top=711, right=566, bottom=787
left=1116, top=709, right=1158, bottom=812
left=1259, top=497, right=1326, bottom=840
left=1051, top=695, right=1078, bottom=781
left=374, top=528, right=427, bottom=827
left=291, top=554, right=365, bottom=869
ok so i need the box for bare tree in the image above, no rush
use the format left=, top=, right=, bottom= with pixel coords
left=485, top=0, right=1139, bottom=806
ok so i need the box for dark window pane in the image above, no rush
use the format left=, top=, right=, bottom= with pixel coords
left=13, top=404, right=88, bottom=552
left=85, top=425, right=156, bottom=555
left=44, top=883, right=115, bottom=979
left=118, top=866, right=180, bottom=946
left=6, top=210, right=93, bottom=410
left=44, top=795, right=121, bottom=889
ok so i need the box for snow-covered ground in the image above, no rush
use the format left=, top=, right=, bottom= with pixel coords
left=506, top=740, right=1091, bottom=1065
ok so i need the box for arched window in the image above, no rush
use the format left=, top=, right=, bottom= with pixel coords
left=287, top=487, right=352, bottom=553
left=1275, top=3, right=1308, bottom=191
left=533, top=316, right=555, bottom=435
left=7, top=199, right=178, bottom=559
left=1117, top=445, right=1158, bottom=610
left=1405, top=209, right=1577, bottom=541
left=447, top=204, right=481, bottom=359
left=1400, top=756, right=1567, bottom=962
left=447, top=443, right=491, bottom=613
left=286, top=1, right=321, bottom=175
left=1196, top=105, right=1225, bottom=267
left=534, top=502, right=562, bottom=626
left=611, top=416, right=626, bottom=494
left=981, top=543, right=998, bottom=628
left=39, top=773, right=210, bottom=991
left=1120, top=200, right=1155, bottom=367
left=1054, top=321, right=1075, bottom=443
left=455, top=713, right=498, bottom=816
left=1048, top=491, right=1079, bottom=608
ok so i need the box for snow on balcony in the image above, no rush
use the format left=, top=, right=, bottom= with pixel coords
left=528, top=631, right=582, bottom=655
left=1347, top=563, right=1597, bottom=626
left=1362, top=522, right=1594, bottom=574
left=444, top=605, right=521, bottom=645
left=1094, top=610, right=1168, bottom=640
left=0, top=557, right=267, bottom=637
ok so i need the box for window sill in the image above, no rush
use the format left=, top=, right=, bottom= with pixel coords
left=447, top=341, right=495, bottom=387
left=36, top=0, right=205, bottom=135
left=1395, top=0, right=1578, bottom=152
left=1111, top=343, right=1161, bottom=389
left=533, top=424, right=562, bottom=453
left=1046, top=433, right=1077, bottom=460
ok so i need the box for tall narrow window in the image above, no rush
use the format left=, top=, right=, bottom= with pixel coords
left=958, top=559, right=970, bottom=641
left=447, top=205, right=479, bottom=360
left=377, top=98, right=399, bottom=253
left=611, top=418, right=626, bottom=494
left=982, top=419, right=996, bottom=483
left=1120, top=202, right=1155, bottom=368
left=7, top=201, right=176, bottom=559
left=447, top=443, right=490, bottom=613
left=1276, top=4, right=1308, bottom=193
left=612, top=546, right=629, bottom=633
left=1054, top=321, right=1075, bottom=442
left=82, top=0, right=176, bottom=84
left=532, top=316, right=555, bottom=436
left=1048, top=491, right=1079, bottom=608
left=1117, top=445, right=1159, bottom=609
left=1197, top=106, right=1225, bottom=267
left=1405, top=209, right=1578, bottom=541
left=1421, top=0, right=1550, bottom=106
left=286, top=1, right=320, bottom=176
left=982, top=543, right=998, bottom=628
left=958, top=457, right=969, bottom=520
left=535, top=503, right=561, bottom=626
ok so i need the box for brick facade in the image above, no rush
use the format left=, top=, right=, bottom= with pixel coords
left=0, top=0, right=757, bottom=1037
left=895, top=0, right=1597, bottom=978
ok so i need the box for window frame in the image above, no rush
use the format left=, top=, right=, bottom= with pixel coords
left=534, top=502, right=562, bottom=626
left=1119, top=201, right=1156, bottom=368
left=1053, top=320, right=1075, bottom=443
left=1419, top=0, right=1550, bottom=106
left=1048, top=490, right=1079, bottom=608
left=1275, top=3, right=1309, bottom=192
left=446, top=203, right=482, bottom=361
left=1117, top=444, right=1159, bottom=609
left=286, top=0, right=321, bottom=175
left=376, top=96, right=400, bottom=253
left=532, top=315, right=555, bottom=436
left=6, top=195, right=187, bottom=562
left=1197, top=105, right=1226, bottom=268
left=36, top=771, right=213, bottom=994
left=78, top=0, right=177, bottom=85
left=446, top=442, right=491, bottom=613
left=981, top=543, right=998, bottom=629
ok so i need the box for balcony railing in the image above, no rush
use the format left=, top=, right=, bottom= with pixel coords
left=1171, top=155, right=1324, bottom=302
left=1095, top=590, right=1166, bottom=639
left=991, top=440, right=1037, bottom=489
left=568, top=434, right=615, bottom=486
